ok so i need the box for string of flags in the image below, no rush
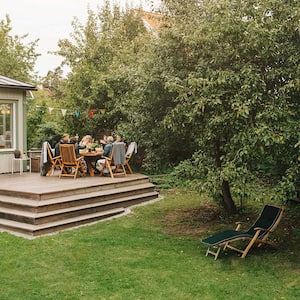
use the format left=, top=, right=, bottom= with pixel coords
left=35, top=106, right=106, bottom=118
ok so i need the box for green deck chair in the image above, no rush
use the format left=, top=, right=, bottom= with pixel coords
left=201, top=205, right=284, bottom=260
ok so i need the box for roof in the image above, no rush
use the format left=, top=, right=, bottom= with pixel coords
left=0, top=75, right=37, bottom=90
left=134, top=10, right=166, bottom=37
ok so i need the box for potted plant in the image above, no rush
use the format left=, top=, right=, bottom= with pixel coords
left=87, top=143, right=99, bottom=151
left=13, top=149, right=21, bottom=158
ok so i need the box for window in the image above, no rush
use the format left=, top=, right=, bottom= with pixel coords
left=0, top=103, right=14, bottom=150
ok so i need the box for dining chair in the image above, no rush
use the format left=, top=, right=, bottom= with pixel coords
left=59, top=144, right=86, bottom=179
left=102, top=142, right=127, bottom=178
left=46, top=142, right=62, bottom=176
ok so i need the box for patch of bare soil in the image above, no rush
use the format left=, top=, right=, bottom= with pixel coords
left=161, top=202, right=300, bottom=240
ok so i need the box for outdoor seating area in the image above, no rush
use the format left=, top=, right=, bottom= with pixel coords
left=41, top=139, right=137, bottom=179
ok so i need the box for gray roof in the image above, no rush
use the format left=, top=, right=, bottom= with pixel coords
left=0, top=75, right=36, bottom=90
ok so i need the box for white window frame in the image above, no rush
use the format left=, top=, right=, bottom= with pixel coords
left=0, top=101, right=16, bottom=151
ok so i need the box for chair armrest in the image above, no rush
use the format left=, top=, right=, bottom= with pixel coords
left=254, top=227, right=264, bottom=232
left=235, top=222, right=242, bottom=231
left=54, top=156, right=62, bottom=163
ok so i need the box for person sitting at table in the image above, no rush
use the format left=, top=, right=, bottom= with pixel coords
left=69, top=136, right=80, bottom=157
left=115, top=134, right=122, bottom=143
left=114, top=134, right=127, bottom=148
left=100, top=135, right=108, bottom=148
left=96, top=135, right=114, bottom=173
left=79, top=134, right=92, bottom=148
left=54, top=133, right=70, bottom=157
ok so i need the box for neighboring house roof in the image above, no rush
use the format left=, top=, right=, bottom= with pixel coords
left=0, top=75, right=36, bottom=90
left=134, top=10, right=166, bottom=37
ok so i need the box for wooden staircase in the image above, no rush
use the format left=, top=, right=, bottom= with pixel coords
left=0, top=173, right=159, bottom=238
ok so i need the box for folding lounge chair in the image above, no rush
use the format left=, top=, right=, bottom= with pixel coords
left=201, top=205, right=284, bottom=260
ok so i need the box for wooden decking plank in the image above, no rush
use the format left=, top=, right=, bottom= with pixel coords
left=0, top=183, right=156, bottom=207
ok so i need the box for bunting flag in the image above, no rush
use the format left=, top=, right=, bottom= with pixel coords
left=61, top=109, right=67, bottom=117
left=33, top=104, right=107, bottom=118
left=89, top=109, right=94, bottom=118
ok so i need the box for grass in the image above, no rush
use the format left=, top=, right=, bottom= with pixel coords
left=0, top=189, right=299, bottom=299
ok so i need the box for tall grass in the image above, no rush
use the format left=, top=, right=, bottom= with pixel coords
left=0, top=189, right=299, bottom=299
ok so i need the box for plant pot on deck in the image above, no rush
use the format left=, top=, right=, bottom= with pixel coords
left=14, top=150, right=21, bottom=158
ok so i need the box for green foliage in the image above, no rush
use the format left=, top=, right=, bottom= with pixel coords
left=26, top=89, right=67, bottom=148
left=54, top=2, right=148, bottom=140
left=158, top=0, right=300, bottom=212
left=171, top=150, right=258, bottom=209
left=28, top=0, right=300, bottom=212
left=0, top=15, right=39, bottom=81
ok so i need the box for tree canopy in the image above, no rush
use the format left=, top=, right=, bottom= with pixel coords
left=158, top=0, right=300, bottom=212
left=30, top=0, right=300, bottom=214
left=0, top=15, right=39, bottom=81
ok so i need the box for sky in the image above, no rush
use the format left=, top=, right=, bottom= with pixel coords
left=1, top=0, right=159, bottom=77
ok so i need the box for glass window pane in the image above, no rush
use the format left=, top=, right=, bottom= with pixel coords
left=0, top=103, right=13, bottom=149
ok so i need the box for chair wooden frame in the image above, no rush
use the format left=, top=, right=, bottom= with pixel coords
left=125, top=142, right=137, bottom=174
left=59, top=144, right=86, bottom=179
left=202, top=205, right=284, bottom=260
left=101, top=143, right=127, bottom=178
left=46, top=142, right=62, bottom=176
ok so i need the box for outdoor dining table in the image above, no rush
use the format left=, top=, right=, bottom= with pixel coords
left=80, top=151, right=103, bottom=177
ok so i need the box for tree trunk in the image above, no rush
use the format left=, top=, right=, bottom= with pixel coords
left=221, top=179, right=237, bottom=215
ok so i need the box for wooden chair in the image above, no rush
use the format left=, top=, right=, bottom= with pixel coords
left=59, top=144, right=86, bottom=179
left=102, top=142, right=127, bottom=178
left=125, top=142, right=137, bottom=174
left=201, top=205, right=284, bottom=260
left=46, top=142, right=62, bottom=176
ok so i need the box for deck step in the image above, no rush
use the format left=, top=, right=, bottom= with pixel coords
left=0, top=207, right=126, bottom=237
left=0, top=173, right=160, bottom=237
left=0, top=183, right=156, bottom=211
left=0, top=191, right=159, bottom=224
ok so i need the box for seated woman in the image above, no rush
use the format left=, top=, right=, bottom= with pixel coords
left=79, top=135, right=92, bottom=148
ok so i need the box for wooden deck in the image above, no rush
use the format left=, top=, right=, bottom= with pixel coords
left=0, top=172, right=160, bottom=238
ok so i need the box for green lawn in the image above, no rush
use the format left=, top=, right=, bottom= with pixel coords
left=0, top=189, right=299, bottom=300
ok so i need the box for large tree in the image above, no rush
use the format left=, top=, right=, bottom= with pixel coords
left=48, top=0, right=299, bottom=214
left=55, top=2, right=147, bottom=139
left=160, top=0, right=300, bottom=213
left=0, top=15, right=39, bottom=81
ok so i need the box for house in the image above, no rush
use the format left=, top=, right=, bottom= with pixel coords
left=134, top=9, right=166, bottom=37
left=0, top=75, right=36, bottom=173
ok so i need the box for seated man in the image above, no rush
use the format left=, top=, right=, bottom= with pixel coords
left=54, top=133, right=70, bottom=157
left=96, top=136, right=114, bottom=173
